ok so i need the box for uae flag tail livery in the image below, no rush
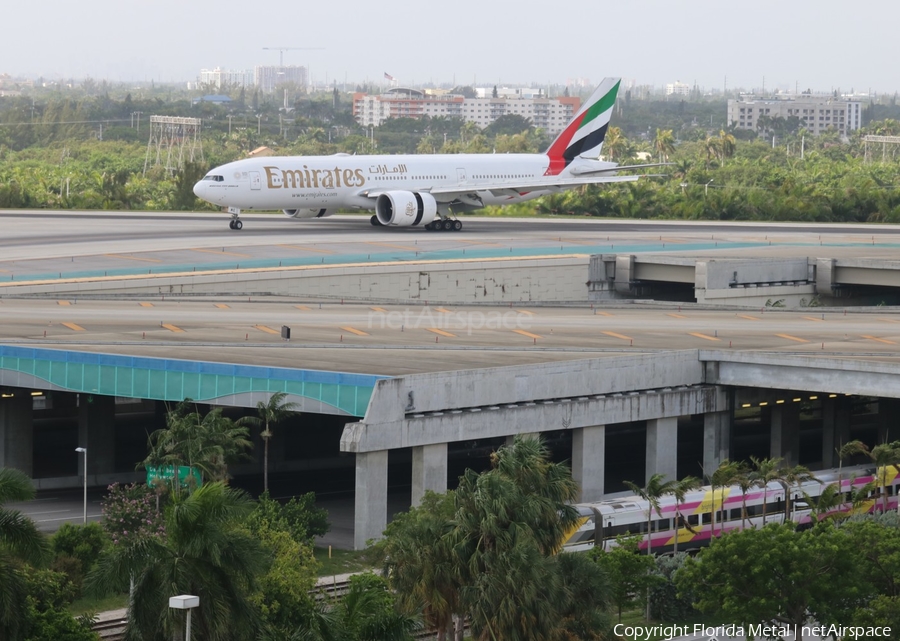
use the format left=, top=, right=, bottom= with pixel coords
left=544, top=77, right=621, bottom=176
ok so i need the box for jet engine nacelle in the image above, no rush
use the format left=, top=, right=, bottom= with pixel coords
left=283, top=208, right=334, bottom=219
left=375, top=191, right=437, bottom=227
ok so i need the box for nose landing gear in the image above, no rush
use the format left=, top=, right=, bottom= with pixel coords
left=228, top=207, right=243, bottom=230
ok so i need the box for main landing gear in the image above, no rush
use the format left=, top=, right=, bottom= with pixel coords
left=425, top=217, right=463, bottom=232
left=370, top=215, right=382, bottom=226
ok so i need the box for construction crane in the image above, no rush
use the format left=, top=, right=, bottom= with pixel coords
left=263, top=47, right=325, bottom=66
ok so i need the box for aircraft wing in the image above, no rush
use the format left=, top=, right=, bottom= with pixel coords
left=359, top=173, right=639, bottom=202
left=568, top=162, right=673, bottom=176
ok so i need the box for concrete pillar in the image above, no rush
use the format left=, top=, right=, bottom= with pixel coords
left=822, top=396, right=852, bottom=468
left=354, top=450, right=388, bottom=550
left=703, top=410, right=731, bottom=478
left=411, top=443, right=447, bottom=507
left=770, top=402, right=800, bottom=467
left=572, top=424, right=605, bottom=502
left=646, top=417, right=678, bottom=482
left=78, top=394, right=116, bottom=479
left=0, top=392, right=34, bottom=476
left=878, top=398, right=900, bottom=444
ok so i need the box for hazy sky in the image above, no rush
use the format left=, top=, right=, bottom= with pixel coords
left=3, top=0, right=896, bottom=93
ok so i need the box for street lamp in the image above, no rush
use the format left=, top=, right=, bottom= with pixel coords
left=75, top=447, right=87, bottom=523
left=169, top=595, right=199, bottom=641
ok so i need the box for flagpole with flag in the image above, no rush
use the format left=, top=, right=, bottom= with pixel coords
left=384, top=72, right=396, bottom=90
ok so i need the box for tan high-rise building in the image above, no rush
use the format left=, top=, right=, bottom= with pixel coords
left=727, top=97, right=862, bottom=136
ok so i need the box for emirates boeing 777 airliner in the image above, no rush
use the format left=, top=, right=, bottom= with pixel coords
left=193, top=77, right=646, bottom=231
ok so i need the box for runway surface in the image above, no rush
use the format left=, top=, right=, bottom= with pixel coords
left=2, top=211, right=900, bottom=282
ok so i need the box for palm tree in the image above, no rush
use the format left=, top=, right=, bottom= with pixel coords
left=142, top=399, right=253, bottom=486
left=623, top=474, right=677, bottom=555
left=88, top=482, right=269, bottom=641
left=732, top=462, right=755, bottom=529
left=602, top=126, right=627, bottom=162
left=0, top=468, right=48, bottom=641
left=653, top=128, right=675, bottom=163
left=801, top=483, right=845, bottom=524
left=750, top=456, right=783, bottom=525
left=709, top=460, right=740, bottom=537
left=239, top=392, right=298, bottom=493
left=450, top=437, right=581, bottom=641
left=381, top=492, right=458, bottom=641
left=835, top=440, right=900, bottom=513
left=717, top=130, right=736, bottom=162
left=669, top=475, right=701, bottom=552
left=779, top=464, right=817, bottom=522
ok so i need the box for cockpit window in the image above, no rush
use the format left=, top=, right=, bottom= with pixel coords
left=203, top=175, right=224, bottom=182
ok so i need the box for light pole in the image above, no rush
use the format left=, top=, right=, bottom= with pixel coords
left=170, top=595, right=199, bottom=641
left=75, top=447, right=87, bottom=523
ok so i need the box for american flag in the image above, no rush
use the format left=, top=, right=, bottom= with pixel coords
left=384, top=72, right=395, bottom=81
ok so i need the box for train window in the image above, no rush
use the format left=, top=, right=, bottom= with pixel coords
left=687, top=514, right=699, bottom=527
left=656, top=519, right=671, bottom=532
left=730, top=508, right=742, bottom=521
left=701, top=513, right=711, bottom=525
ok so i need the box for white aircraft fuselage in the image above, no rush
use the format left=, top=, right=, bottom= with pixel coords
left=195, top=152, right=563, bottom=213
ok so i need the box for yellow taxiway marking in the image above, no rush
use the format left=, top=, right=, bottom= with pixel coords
left=689, top=332, right=720, bottom=342
left=161, top=323, right=184, bottom=333
left=513, top=329, right=542, bottom=340
left=553, top=237, right=599, bottom=246
left=515, top=309, right=536, bottom=316
left=215, top=304, right=230, bottom=309
left=426, top=328, right=456, bottom=338
left=776, top=333, right=809, bottom=343
left=365, top=241, right=420, bottom=252
left=370, top=306, right=387, bottom=312
left=62, top=322, right=85, bottom=331
left=862, top=335, right=897, bottom=345
left=57, top=300, right=70, bottom=306
left=602, top=330, right=632, bottom=341
left=435, top=307, right=453, bottom=313
left=341, top=326, right=369, bottom=336
left=191, top=248, right=252, bottom=258
left=139, top=302, right=154, bottom=307
left=879, top=318, right=900, bottom=324
left=659, top=237, right=687, bottom=244
left=295, top=305, right=311, bottom=311
left=104, top=253, right=161, bottom=263
left=737, top=314, right=760, bottom=321
left=802, top=316, right=824, bottom=322
left=594, top=311, right=614, bottom=317
left=667, top=313, right=687, bottom=319
left=277, top=244, right=334, bottom=254
left=455, top=239, right=502, bottom=247
left=253, top=325, right=281, bottom=335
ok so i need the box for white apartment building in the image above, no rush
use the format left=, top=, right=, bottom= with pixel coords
left=254, top=65, right=308, bottom=94
left=727, top=97, right=862, bottom=136
left=353, top=89, right=580, bottom=135
left=198, top=68, right=254, bottom=89
left=665, top=81, right=691, bottom=96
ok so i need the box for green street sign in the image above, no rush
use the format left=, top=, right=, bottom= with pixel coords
left=146, top=465, right=201, bottom=488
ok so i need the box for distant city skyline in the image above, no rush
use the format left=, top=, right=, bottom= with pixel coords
left=4, top=0, right=898, bottom=94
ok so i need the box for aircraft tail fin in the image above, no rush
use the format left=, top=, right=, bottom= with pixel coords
left=544, top=77, right=621, bottom=175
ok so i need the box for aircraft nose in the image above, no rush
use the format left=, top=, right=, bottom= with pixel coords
left=192, top=180, right=204, bottom=199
